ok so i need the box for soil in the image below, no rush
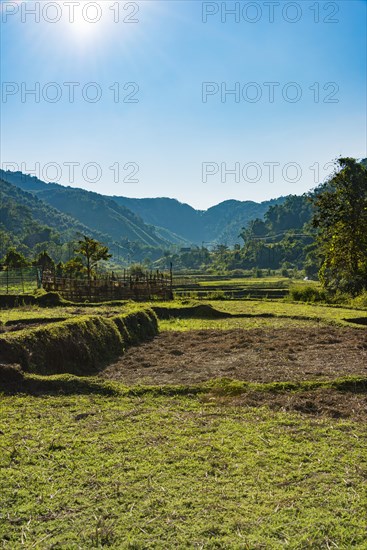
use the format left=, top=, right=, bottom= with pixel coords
left=102, top=327, right=367, bottom=386
left=101, top=327, right=367, bottom=420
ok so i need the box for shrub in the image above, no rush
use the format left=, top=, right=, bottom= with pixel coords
left=350, top=291, right=367, bottom=309
left=289, top=285, right=327, bottom=302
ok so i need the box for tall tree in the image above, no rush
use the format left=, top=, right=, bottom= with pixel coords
left=75, top=236, right=111, bottom=288
left=312, top=158, right=367, bottom=295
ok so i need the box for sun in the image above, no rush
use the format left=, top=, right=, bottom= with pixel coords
left=67, top=1, right=104, bottom=39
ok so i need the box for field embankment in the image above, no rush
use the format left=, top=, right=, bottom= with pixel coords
left=0, top=309, right=158, bottom=375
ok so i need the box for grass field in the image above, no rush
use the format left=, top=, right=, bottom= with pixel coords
left=1, top=298, right=366, bottom=329
left=158, top=300, right=367, bottom=331
left=196, top=277, right=312, bottom=289
left=1, top=388, right=367, bottom=549
left=1, top=298, right=367, bottom=548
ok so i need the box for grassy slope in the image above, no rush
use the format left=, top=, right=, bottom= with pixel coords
left=1, top=392, right=366, bottom=549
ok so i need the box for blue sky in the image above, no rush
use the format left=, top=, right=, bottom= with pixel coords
left=1, top=0, right=366, bottom=209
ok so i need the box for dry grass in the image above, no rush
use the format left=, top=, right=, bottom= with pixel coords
left=101, top=327, right=367, bottom=386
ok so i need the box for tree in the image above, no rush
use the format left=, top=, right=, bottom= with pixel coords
left=3, top=248, right=29, bottom=269
left=63, top=257, right=85, bottom=278
left=75, top=236, right=111, bottom=287
left=130, top=264, right=145, bottom=279
left=33, top=251, right=55, bottom=277
left=312, top=158, right=367, bottom=295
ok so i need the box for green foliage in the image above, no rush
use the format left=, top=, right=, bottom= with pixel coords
left=129, top=264, right=146, bottom=278
left=113, top=195, right=287, bottom=245
left=312, top=158, right=367, bottom=295
left=0, top=177, right=101, bottom=261
left=3, top=248, right=29, bottom=268
left=32, top=250, right=55, bottom=275
left=0, top=170, right=170, bottom=249
left=75, top=236, right=111, bottom=283
left=289, top=284, right=327, bottom=303
left=63, top=257, right=85, bottom=277
left=350, top=291, right=367, bottom=309
left=265, top=195, right=313, bottom=232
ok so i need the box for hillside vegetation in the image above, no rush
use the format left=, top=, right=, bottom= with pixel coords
left=0, top=178, right=107, bottom=257
left=0, top=171, right=174, bottom=248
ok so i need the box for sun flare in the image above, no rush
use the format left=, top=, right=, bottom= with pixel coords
left=70, top=6, right=100, bottom=36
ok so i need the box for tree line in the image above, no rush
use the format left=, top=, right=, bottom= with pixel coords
left=1, top=236, right=111, bottom=284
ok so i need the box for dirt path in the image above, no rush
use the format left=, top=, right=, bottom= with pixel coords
left=101, top=327, right=367, bottom=385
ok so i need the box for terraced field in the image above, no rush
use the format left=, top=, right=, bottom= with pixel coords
left=1, top=297, right=366, bottom=548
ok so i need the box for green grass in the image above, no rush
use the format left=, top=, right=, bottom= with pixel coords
left=0, top=309, right=158, bottom=375
left=197, top=276, right=304, bottom=288
left=158, top=299, right=367, bottom=330
left=159, top=316, right=323, bottom=331
left=2, top=299, right=366, bottom=332
left=0, top=303, right=136, bottom=324
left=1, top=389, right=366, bottom=549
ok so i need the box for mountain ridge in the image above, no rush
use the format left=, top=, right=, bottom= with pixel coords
left=1, top=169, right=287, bottom=246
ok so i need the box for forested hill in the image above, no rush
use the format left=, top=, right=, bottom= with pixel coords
left=111, top=196, right=286, bottom=245
left=0, top=171, right=181, bottom=248
left=1, top=169, right=287, bottom=246
left=203, top=198, right=287, bottom=244
left=0, top=177, right=107, bottom=254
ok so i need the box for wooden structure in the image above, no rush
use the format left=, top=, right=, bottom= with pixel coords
left=42, top=269, right=173, bottom=302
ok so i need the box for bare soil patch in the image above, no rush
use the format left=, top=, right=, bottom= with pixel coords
left=102, top=327, right=367, bottom=386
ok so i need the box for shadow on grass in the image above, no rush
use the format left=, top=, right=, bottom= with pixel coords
left=343, top=317, right=367, bottom=326
left=153, top=305, right=325, bottom=323
left=0, top=371, right=118, bottom=397
left=2, top=359, right=367, bottom=399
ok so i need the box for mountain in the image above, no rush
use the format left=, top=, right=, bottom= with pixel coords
left=0, top=171, right=182, bottom=248
left=112, top=196, right=286, bottom=245
left=1, top=169, right=287, bottom=248
left=111, top=197, right=203, bottom=243
left=0, top=177, right=104, bottom=245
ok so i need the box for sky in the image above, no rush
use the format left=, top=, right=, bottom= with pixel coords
left=1, top=0, right=366, bottom=209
